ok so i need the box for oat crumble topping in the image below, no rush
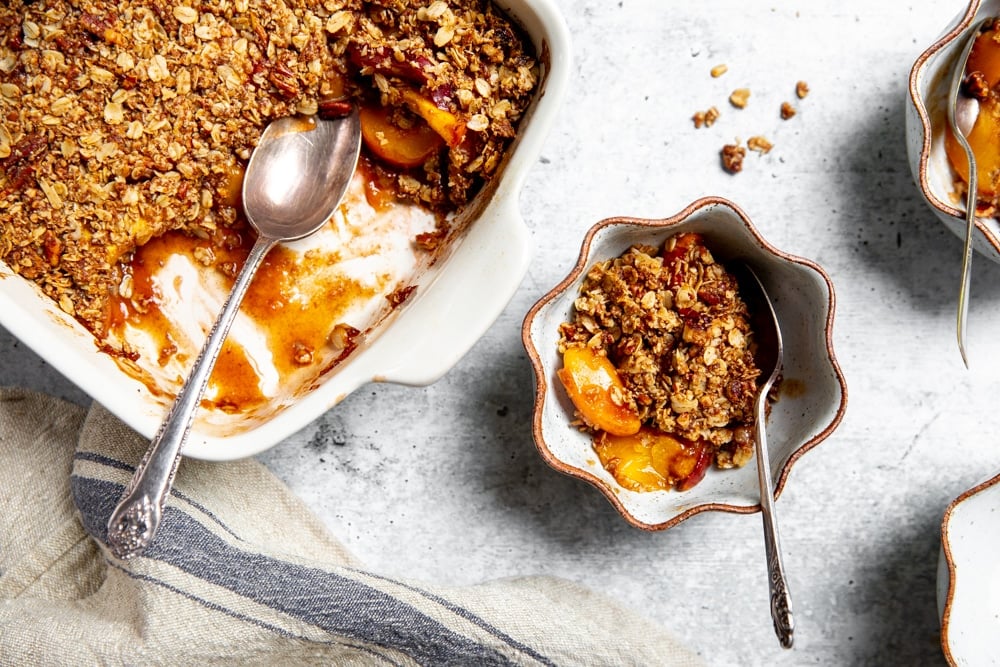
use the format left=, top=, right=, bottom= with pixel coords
left=0, top=0, right=538, bottom=335
left=691, top=106, right=719, bottom=129
left=557, top=233, right=760, bottom=469
left=728, top=87, right=750, bottom=109
left=747, top=135, right=773, bottom=154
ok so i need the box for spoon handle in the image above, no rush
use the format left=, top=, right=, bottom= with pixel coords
left=755, top=394, right=794, bottom=649
left=106, top=235, right=277, bottom=559
left=955, top=132, right=977, bottom=369
left=948, top=19, right=987, bottom=368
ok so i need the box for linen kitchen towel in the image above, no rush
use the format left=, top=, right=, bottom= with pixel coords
left=0, top=388, right=703, bottom=666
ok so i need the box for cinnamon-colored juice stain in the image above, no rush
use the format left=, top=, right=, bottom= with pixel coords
left=108, top=225, right=376, bottom=412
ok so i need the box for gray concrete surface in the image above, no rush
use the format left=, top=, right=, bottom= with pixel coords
left=3, top=1, right=993, bottom=664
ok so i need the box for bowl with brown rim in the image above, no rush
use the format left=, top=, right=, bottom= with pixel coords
left=907, top=0, right=1000, bottom=260
left=937, top=471, right=1000, bottom=666
left=521, top=198, right=848, bottom=529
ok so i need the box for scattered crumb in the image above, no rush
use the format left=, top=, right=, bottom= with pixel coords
left=710, top=64, right=728, bottom=78
left=721, top=143, right=746, bottom=173
left=747, top=136, right=773, bottom=154
left=689, top=71, right=807, bottom=171
left=729, top=88, right=750, bottom=109
left=691, top=106, right=720, bottom=129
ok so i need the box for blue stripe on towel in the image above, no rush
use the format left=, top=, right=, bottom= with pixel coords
left=359, top=571, right=556, bottom=667
left=73, top=452, right=244, bottom=542
left=72, top=475, right=534, bottom=667
left=108, top=561, right=402, bottom=666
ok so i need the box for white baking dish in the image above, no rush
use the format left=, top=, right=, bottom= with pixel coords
left=0, top=0, right=570, bottom=461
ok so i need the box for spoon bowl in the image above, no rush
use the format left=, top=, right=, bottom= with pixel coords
left=907, top=2, right=1000, bottom=272
left=107, top=111, right=362, bottom=559
left=243, top=114, right=362, bottom=239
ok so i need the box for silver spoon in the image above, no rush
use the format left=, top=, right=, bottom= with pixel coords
left=948, top=18, right=991, bottom=368
left=737, top=263, right=793, bottom=649
left=107, top=111, right=362, bottom=559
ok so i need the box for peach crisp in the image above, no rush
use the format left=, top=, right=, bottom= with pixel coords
left=0, top=0, right=538, bottom=337
left=556, top=233, right=761, bottom=492
left=946, top=18, right=1000, bottom=213
left=0, top=1, right=538, bottom=413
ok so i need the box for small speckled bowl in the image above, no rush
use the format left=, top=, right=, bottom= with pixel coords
left=907, top=0, right=1000, bottom=260
left=521, top=198, right=848, bottom=530
left=938, top=471, right=1000, bottom=666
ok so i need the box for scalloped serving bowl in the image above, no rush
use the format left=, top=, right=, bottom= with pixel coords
left=907, top=0, right=1000, bottom=260
left=0, top=0, right=570, bottom=461
left=938, top=472, right=1000, bottom=666
left=521, top=198, right=848, bottom=530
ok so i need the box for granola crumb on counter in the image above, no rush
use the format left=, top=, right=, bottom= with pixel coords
left=721, top=142, right=746, bottom=173
left=728, top=88, right=750, bottom=109
left=557, top=233, right=759, bottom=472
left=747, top=135, right=773, bottom=154
left=710, top=64, right=728, bottom=78
left=796, top=80, right=810, bottom=99
left=0, top=0, right=539, bottom=336
left=691, top=106, right=720, bottom=129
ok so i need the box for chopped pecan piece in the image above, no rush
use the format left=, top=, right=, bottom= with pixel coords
left=79, top=12, right=123, bottom=45
left=964, top=71, right=990, bottom=101
left=318, top=98, right=353, bottom=119
left=268, top=61, right=301, bottom=98
left=721, top=143, right=746, bottom=173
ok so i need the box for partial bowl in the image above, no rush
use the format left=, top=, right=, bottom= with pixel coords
left=907, top=0, right=1000, bottom=260
left=521, top=198, right=848, bottom=530
left=0, top=0, right=571, bottom=461
left=938, top=472, right=1000, bottom=666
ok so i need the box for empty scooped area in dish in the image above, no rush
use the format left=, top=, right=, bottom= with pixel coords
left=103, top=171, right=438, bottom=434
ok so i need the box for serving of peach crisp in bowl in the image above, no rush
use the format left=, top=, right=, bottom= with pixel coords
left=522, top=199, right=848, bottom=530
left=0, top=0, right=570, bottom=460
left=908, top=0, right=1000, bottom=261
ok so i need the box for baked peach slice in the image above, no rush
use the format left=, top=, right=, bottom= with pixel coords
left=557, top=345, right=641, bottom=436
left=594, top=429, right=669, bottom=492
left=945, top=96, right=1000, bottom=199
left=596, top=427, right=713, bottom=492
left=359, top=104, right=443, bottom=168
left=946, top=21, right=1000, bottom=198
left=400, top=88, right=467, bottom=148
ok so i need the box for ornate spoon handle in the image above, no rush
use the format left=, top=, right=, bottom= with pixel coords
left=755, top=395, right=794, bottom=649
left=106, top=236, right=276, bottom=559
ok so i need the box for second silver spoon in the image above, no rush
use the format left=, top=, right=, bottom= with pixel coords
left=949, top=18, right=991, bottom=367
